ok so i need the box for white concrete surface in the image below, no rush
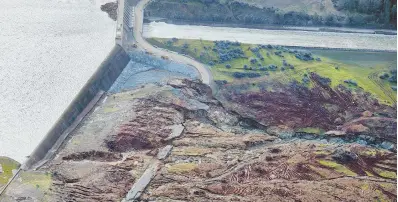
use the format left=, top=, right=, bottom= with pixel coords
left=0, top=0, right=115, bottom=162
left=143, top=22, right=397, bottom=51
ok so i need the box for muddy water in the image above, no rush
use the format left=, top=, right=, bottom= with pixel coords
left=0, top=0, right=115, bottom=162
left=143, top=22, right=397, bottom=51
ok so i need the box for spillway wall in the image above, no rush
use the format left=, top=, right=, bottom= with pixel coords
left=22, top=44, right=130, bottom=170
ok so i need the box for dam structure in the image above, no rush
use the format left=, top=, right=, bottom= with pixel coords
left=21, top=0, right=136, bottom=171
left=20, top=0, right=207, bottom=172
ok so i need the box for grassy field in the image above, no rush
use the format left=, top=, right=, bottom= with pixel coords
left=0, top=157, right=20, bottom=185
left=148, top=38, right=397, bottom=105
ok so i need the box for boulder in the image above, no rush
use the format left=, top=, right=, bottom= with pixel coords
left=362, top=111, right=373, bottom=117
left=332, top=149, right=358, bottom=163
left=165, top=125, right=184, bottom=141
left=334, top=117, right=343, bottom=125
left=267, top=125, right=294, bottom=139
left=344, top=124, right=369, bottom=134
left=325, top=130, right=346, bottom=137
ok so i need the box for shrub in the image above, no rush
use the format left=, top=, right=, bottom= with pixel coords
left=266, top=52, right=270, bottom=57
left=247, top=72, right=261, bottom=78
left=295, top=51, right=314, bottom=61
left=281, top=67, right=285, bottom=71
left=274, top=51, right=283, bottom=57
left=344, top=79, right=358, bottom=86
left=302, top=76, right=310, bottom=83
left=268, top=64, right=278, bottom=71
left=389, top=69, right=397, bottom=83
left=232, top=72, right=261, bottom=79
left=319, top=76, right=332, bottom=86
left=215, top=80, right=228, bottom=85
left=282, top=60, right=288, bottom=66
left=289, top=64, right=295, bottom=69
left=259, top=66, right=267, bottom=71
left=225, top=64, right=232, bottom=69
left=171, top=37, right=179, bottom=42
left=267, top=44, right=273, bottom=49
left=379, top=72, right=389, bottom=79
left=250, top=47, right=260, bottom=52
left=182, top=43, right=189, bottom=49
left=233, top=72, right=246, bottom=78
left=165, top=40, right=173, bottom=47
left=243, top=64, right=249, bottom=70
left=249, top=57, right=258, bottom=64
left=208, top=61, right=215, bottom=66
left=217, top=47, right=245, bottom=62
left=316, top=57, right=322, bottom=61
left=389, top=75, right=397, bottom=83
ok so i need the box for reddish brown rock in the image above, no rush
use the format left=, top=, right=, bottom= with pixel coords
left=344, top=124, right=370, bottom=133
left=362, top=110, right=373, bottom=117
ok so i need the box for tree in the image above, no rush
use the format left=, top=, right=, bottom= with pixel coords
left=249, top=57, right=258, bottom=64
left=392, top=5, right=397, bottom=20
left=233, top=72, right=246, bottom=78
left=182, top=43, right=189, bottom=49
left=383, top=0, right=392, bottom=24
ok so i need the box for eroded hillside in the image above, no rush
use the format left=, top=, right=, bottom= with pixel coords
left=145, top=0, right=397, bottom=28
left=2, top=79, right=396, bottom=201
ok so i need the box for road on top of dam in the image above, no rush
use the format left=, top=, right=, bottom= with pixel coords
left=132, top=0, right=214, bottom=87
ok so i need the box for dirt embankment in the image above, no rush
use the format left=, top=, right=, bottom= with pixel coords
left=145, top=0, right=396, bottom=29
left=2, top=79, right=396, bottom=201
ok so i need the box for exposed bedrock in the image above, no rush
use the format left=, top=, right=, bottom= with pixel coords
left=3, top=79, right=395, bottom=201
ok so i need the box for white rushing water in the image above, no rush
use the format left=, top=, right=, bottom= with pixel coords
left=144, top=22, right=397, bottom=51
left=0, top=0, right=115, bottom=163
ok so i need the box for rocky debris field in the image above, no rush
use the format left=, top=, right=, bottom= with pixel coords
left=1, top=79, right=396, bottom=201
left=217, top=72, right=397, bottom=151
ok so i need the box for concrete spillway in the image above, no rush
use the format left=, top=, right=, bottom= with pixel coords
left=22, top=45, right=130, bottom=170
left=20, top=0, right=135, bottom=170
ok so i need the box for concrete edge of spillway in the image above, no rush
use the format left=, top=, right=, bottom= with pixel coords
left=21, top=44, right=131, bottom=170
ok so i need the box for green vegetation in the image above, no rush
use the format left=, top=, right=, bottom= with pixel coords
left=0, top=157, right=20, bottom=185
left=314, top=150, right=330, bottom=155
left=318, top=160, right=357, bottom=176
left=149, top=37, right=396, bottom=105
left=167, top=163, right=198, bottom=174
left=19, top=171, right=52, bottom=190
left=374, top=168, right=397, bottom=179
left=360, top=148, right=379, bottom=157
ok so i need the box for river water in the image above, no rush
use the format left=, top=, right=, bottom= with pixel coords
left=143, top=22, right=397, bottom=51
left=0, top=0, right=115, bottom=163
